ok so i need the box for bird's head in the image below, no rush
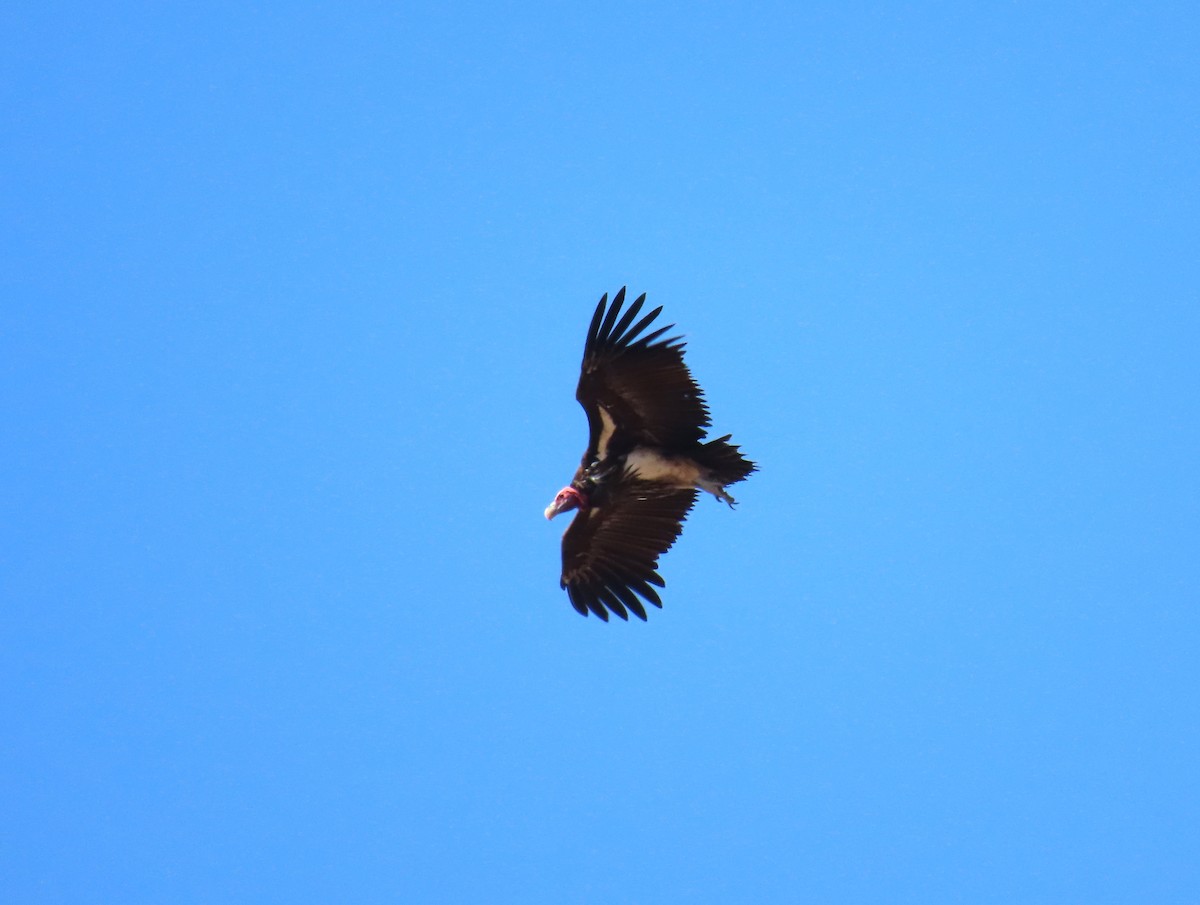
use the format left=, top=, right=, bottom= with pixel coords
left=544, top=485, right=588, bottom=520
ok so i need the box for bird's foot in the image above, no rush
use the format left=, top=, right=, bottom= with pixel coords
left=700, top=479, right=738, bottom=508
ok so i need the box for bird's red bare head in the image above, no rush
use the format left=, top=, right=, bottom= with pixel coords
left=544, top=485, right=588, bottom=520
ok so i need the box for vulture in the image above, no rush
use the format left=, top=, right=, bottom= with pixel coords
left=545, top=287, right=756, bottom=621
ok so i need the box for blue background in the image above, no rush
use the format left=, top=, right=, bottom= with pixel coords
left=3, top=2, right=1198, bottom=902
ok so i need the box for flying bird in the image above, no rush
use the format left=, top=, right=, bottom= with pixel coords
left=545, top=288, right=756, bottom=621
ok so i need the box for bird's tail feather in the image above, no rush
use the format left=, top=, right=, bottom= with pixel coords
left=697, top=434, right=757, bottom=485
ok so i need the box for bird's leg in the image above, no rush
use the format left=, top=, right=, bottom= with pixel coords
left=699, top=479, right=738, bottom=508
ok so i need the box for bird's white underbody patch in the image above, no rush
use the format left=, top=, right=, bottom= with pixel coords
left=625, top=448, right=701, bottom=487
left=626, top=447, right=735, bottom=504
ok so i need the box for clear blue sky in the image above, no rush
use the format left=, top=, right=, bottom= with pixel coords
left=3, top=2, right=1198, bottom=902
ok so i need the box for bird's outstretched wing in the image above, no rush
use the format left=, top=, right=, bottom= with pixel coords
left=576, top=287, right=712, bottom=460
left=560, top=478, right=698, bottom=621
